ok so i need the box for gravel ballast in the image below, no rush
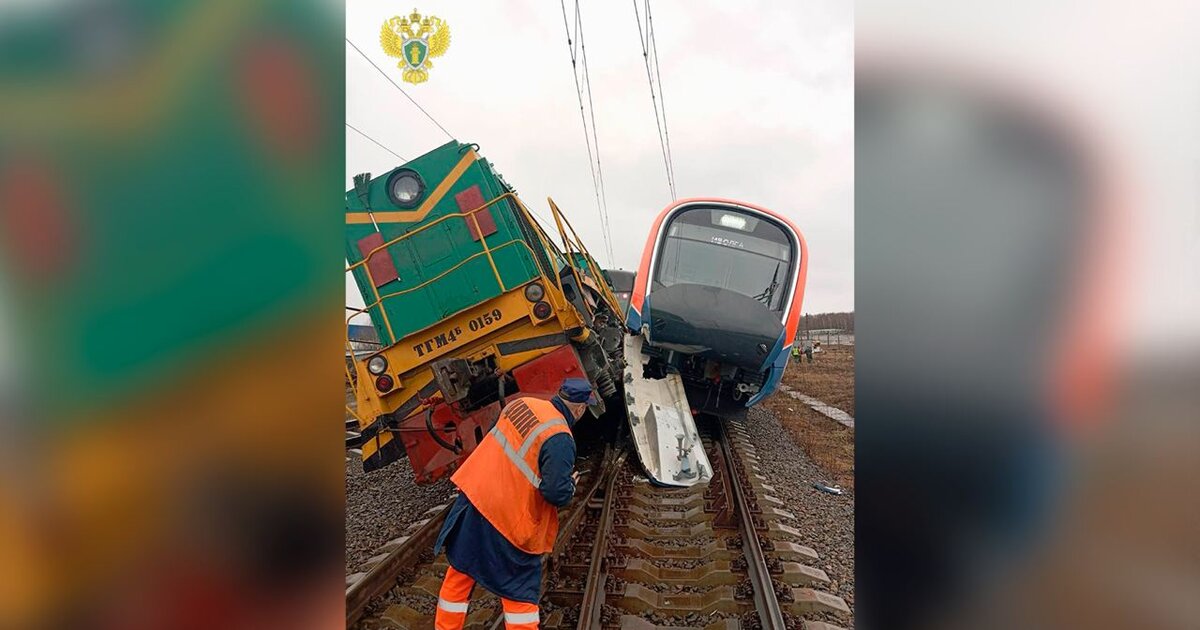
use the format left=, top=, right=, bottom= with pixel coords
left=345, top=456, right=455, bottom=573
left=344, top=406, right=854, bottom=625
left=743, top=405, right=856, bottom=625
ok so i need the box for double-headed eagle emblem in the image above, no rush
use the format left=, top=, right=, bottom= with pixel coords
left=380, top=9, right=451, bottom=84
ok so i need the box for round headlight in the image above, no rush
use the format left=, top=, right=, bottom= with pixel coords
left=387, top=170, right=424, bottom=208
left=375, top=374, right=394, bottom=392
left=523, top=282, right=545, bottom=302
left=532, top=301, right=553, bottom=320
left=367, top=355, right=388, bottom=375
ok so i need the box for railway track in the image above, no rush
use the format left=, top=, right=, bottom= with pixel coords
left=541, top=416, right=849, bottom=629
left=346, top=415, right=849, bottom=629
left=346, top=425, right=615, bottom=629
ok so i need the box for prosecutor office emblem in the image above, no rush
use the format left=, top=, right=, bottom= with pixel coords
left=380, top=9, right=451, bottom=84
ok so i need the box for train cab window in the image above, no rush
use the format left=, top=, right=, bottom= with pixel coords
left=655, top=207, right=793, bottom=311
left=606, top=270, right=635, bottom=311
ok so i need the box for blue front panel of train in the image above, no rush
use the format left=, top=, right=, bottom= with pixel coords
left=625, top=294, right=649, bottom=334
left=747, top=333, right=790, bottom=406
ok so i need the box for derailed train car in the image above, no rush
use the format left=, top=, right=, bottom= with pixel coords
left=345, top=141, right=625, bottom=483
left=626, top=198, right=808, bottom=414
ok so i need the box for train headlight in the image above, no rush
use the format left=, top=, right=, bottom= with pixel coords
left=367, top=355, right=388, bottom=375
left=524, top=282, right=545, bottom=302
left=717, top=213, right=749, bottom=231
left=532, top=301, right=553, bottom=320
left=375, top=374, right=394, bottom=392
left=387, top=169, right=424, bottom=208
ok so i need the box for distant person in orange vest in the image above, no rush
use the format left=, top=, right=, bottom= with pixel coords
left=432, top=377, right=597, bottom=629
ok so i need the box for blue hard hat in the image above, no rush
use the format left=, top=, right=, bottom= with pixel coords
left=559, top=377, right=598, bottom=404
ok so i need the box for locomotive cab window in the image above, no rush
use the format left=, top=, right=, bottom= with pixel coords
left=654, top=207, right=794, bottom=312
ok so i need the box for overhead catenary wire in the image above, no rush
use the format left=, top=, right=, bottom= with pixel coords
left=346, top=37, right=562, bottom=237
left=646, top=3, right=677, bottom=192
left=346, top=38, right=454, bottom=140
left=559, top=0, right=616, bottom=267
left=632, top=0, right=677, bottom=200
left=346, top=122, right=407, bottom=161
left=559, top=0, right=615, bottom=266
left=348, top=29, right=592, bottom=255
left=577, top=3, right=616, bottom=266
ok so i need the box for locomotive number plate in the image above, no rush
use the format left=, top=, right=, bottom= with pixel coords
left=411, top=308, right=504, bottom=358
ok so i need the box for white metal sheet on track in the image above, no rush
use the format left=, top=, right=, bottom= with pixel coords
left=622, top=334, right=712, bottom=487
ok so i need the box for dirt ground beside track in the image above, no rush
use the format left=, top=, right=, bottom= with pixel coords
left=765, top=345, right=856, bottom=490
left=782, top=345, right=855, bottom=414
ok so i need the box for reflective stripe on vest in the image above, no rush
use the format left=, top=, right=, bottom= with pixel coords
left=518, top=418, right=566, bottom=458
left=451, top=396, right=574, bottom=555
left=489, top=418, right=567, bottom=488
left=504, top=610, right=539, bottom=624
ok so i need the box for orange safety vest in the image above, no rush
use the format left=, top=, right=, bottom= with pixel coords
left=451, top=396, right=573, bottom=554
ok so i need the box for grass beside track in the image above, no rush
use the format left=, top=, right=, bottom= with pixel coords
left=782, top=345, right=855, bottom=414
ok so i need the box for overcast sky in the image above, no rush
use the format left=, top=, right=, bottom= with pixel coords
left=346, top=0, right=853, bottom=314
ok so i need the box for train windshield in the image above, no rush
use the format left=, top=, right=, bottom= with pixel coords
left=655, top=207, right=793, bottom=312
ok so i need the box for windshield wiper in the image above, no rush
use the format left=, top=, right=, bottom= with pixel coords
left=755, top=262, right=782, bottom=306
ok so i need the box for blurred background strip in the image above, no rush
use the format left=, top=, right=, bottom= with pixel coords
left=0, top=1, right=345, bottom=628
left=856, top=1, right=1200, bottom=629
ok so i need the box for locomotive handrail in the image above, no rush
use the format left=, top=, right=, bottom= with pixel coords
left=344, top=239, right=529, bottom=357
left=347, top=192, right=578, bottom=335
left=344, top=304, right=374, bottom=387
left=371, top=239, right=524, bottom=302
left=346, top=239, right=558, bottom=327
left=344, top=239, right=568, bottom=375
left=503, top=197, right=602, bottom=345
left=564, top=214, right=625, bottom=323
left=347, top=192, right=526, bottom=341
left=546, top=198, right=591, bottom=319
left=547, top=198, right=626, bottom=326
left=508, top=194, right=612, bottom=324
left=346, top=192, right=523, bottom=274
left=508, top=196, right=572, bottom=305
left=343, top=189, right=605, bottom=382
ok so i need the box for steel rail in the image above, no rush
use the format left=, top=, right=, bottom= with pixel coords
left=345, top=502, right=453, bottom=626
left=347, top=442, right=620, bottom=628
left=576, top=450, right=625, bottom=627
left=718, top=420, right=788, bottom=629
left=484, top=444, right=621, bottom=629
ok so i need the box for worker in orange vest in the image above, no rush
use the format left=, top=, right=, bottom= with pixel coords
left=432, top=377, right=596, bottom=629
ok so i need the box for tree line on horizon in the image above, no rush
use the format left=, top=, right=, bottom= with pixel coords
left=800, top=311, right=854, bottom=333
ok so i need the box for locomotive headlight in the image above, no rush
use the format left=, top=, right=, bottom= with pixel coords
left=524, top=282, right=545, bottom=302
left=367, top=355, right=388, bottom=375
left=387, top=169, right=424, bottom=208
